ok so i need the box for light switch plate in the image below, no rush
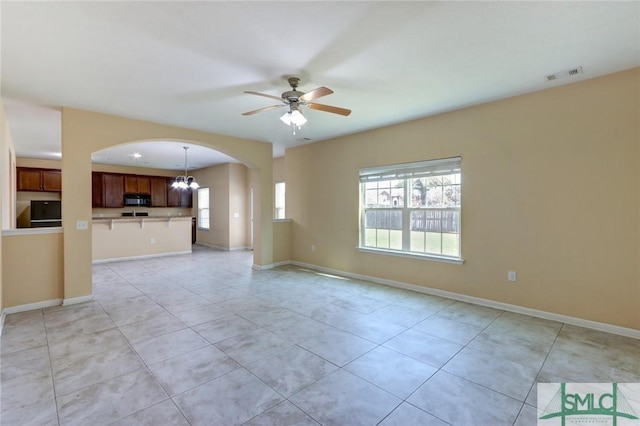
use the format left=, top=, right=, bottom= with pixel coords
left=76, top=220, right=88, bottom=230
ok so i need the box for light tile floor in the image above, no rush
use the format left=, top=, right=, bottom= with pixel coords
left=1, top=246, right=639, bottom=425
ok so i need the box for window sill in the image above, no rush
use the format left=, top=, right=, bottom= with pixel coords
left=356, top=247, right=464, bottom=265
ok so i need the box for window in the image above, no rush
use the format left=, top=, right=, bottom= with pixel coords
left=359, top=157, right=461, bottom=261
left=197, top=187, right=210, bottom=230
left=274, top=182, right=286, bottom=219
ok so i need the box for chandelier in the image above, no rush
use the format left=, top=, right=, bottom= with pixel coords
left=171, top=146, right=199, bottom=190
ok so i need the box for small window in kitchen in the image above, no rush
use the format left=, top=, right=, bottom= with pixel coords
left=197, top=187, right=210, bottom=230
left=275, top=182, right=286, bottom=219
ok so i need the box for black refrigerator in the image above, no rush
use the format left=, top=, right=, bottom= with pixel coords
left=30, top=200, right=62, bottom=228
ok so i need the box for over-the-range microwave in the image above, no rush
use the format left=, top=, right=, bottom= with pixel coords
left=123, top=193, right=151, bottom=207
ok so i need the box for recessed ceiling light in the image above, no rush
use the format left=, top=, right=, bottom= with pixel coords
left=132, top=152, right=142, bottom=159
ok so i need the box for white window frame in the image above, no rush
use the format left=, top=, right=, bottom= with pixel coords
left=358, top=157, right=463, bottom=264
left=274, top=182, right=286, bottom=219
left=197, top=187, right=210, bottom=230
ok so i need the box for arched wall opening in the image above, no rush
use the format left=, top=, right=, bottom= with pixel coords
left=61, top=108, right=273, bottom=302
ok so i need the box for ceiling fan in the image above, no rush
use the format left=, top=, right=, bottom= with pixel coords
left=242, top=77, right=351, bottom=126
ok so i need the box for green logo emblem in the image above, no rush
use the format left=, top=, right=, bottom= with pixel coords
left=539, top=383, right=639, bottom=426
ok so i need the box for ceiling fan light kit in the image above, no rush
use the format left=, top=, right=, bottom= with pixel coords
left=243, top=77, right=351, bottom=130
left=172, top=146, right=199, bottom=190
left=280, top=104, right=307, bottom=127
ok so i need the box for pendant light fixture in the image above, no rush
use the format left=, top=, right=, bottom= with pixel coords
left=171, top=146, right=199, bottom=190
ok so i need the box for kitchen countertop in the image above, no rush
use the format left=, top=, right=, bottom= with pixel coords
left=92, top=215, right=193, bottom=230
left=92, top=215, right=193, bottom=220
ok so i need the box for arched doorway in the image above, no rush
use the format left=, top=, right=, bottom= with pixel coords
left=60, top=108, right=273, bottom=303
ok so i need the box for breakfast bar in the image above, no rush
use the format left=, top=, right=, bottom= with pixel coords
left=92, top=215, right=192, bottom=262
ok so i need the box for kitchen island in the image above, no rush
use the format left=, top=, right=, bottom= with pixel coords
left=92, top=215, right=193, bottom=262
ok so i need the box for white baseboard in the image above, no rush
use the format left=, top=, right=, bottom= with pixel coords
left=92, top=250, right=192, bottom=264
left=1, top=295, right=94, bottom=319
left=195, top=242, right=250, bottom=252
left=252, top=263, right=274, bottom=271
left=289, top=260, right=640, bottom=340
left=2, top=298, right=63, bottom=315
left=195, top=242, right=226, bottom=250
left=63, top=295, right=94, bottom=306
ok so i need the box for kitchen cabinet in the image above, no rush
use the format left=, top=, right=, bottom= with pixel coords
left=102, top=173, right=125, bottom=208
left=17, top=167, right=62, bottom=192
left=92, top=172, right=104, bottom=207
left=167, top=179, right=192, bottom=208
left=91, top=171, right=191, bottom=208
left=150, top=177, right=167, bottom=207
left=124, top=175, right=150, bottom=194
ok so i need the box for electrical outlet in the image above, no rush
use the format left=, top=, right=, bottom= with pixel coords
left=76, top=220, right=88, bottom=230
left=507, top=271, right=517, bottom=282
left=311, top=244, right=316, bottom=252
left=150, top=237, right=155, bottom=244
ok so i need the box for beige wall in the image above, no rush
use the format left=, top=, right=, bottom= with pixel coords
left=193, top=163, right=249, bottom=250
left=1, top=105, right=16, bottom=232
left=228, top=163, right=248, bottom=249
left=16, top=157, right=61, bottom=169
left=193, top=163, right=230, bottom=248
left=272, top=157, right=291, bottom=262
left=248, top=168, right=259, bottom=250
left=273, top=220, right=291, bottom=264
left=2, top=230, right=64, bottom=307
left=0, top=100, right=16, bottom=312
left=92, top=218, right=192, bottom=261
left=273, top=156, right=285, bottom=183
left=285, top=68, right=640, bottom=330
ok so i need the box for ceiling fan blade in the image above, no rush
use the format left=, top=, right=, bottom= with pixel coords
left=299, top=86, right=333, bottom=102
left=243, top=91, right=283, bottom=102
left=242, top=104, right=285, bottom=116
left=308, top=102, right=352, bottom=116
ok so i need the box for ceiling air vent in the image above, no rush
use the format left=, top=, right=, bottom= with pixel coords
left=568, top=67, right=583, bottom=76
left=546, top=66, right=583, bottom=82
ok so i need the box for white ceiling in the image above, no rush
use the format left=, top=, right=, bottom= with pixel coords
left=2, top=1, right=639, bottom=170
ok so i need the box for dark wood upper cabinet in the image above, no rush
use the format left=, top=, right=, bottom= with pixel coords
left=17, top=167, right=61, bottom=192
left=90, top=171, right=190, bottom=208
left=166, top=178, right=193, bottom=208
left=124, top=175, right=151, bottom=194
left=102, top=173, right=125, bottom=208
left=41, top=170, right=62, bottom=191
left=150, top=177, right=167, bottom=207
left=92, top=172, right=104, bottom=207
left=181, top=188, right=193, bottom=208
left=166, top=178, right=180, bottom=207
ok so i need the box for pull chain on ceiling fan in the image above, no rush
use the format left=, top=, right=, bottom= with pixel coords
left=242, top=77, right=351, bottom=131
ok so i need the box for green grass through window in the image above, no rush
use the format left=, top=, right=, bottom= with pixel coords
left=365, top=229, right=459, bottom=257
